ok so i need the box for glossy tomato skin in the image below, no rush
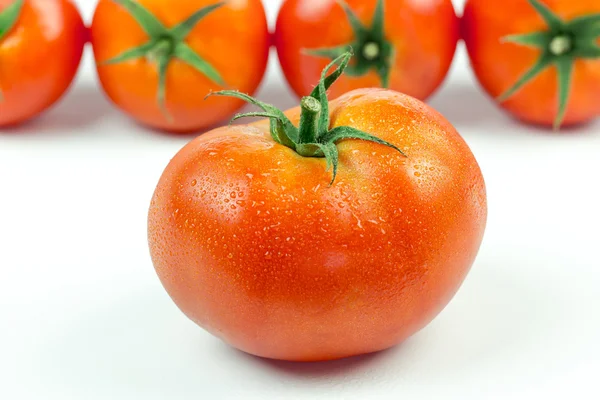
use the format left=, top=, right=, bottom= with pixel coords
left=148, top=89, right=487, bottom=362
left=0, top=0, right=86, bottom=127
left=463, top=0, right=600, bottom=127
left=275, top=0, right=459, bottom=101
left=91, top=0, right=270, bottom=133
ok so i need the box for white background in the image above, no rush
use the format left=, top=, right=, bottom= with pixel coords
left=1, top=0, right=599, bottom=399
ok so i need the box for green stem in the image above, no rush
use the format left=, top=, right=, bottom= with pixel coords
left=98, top=0, right=227, bottom=123
left=147, top=38, right=173, bottom=63
left=212, top=52, right=406, bottom=184
left=548, top=35, right=572, bottom=56
left=498, top=0, right=600, bottom=129
left=362, top=42, right=380, bottom=61
left=303, top=0, right=393, bottom=88
left=298, top=96, right=322, bottom=144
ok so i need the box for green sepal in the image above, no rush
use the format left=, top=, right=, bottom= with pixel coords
left=321, top=126, right=406, bottom=157
left=170, top=2, right=224, bottom=40
left=304, top=45, right=352, bottom=61
left=309, top=53, right=353, bottom=138
left=305, top=0, right=394, bottom=88
left=100, top=41, right=156, bottom=65
left=309, top=51, right=353, bottom=99
left=501, top=31, right=551, bottom=48
left=315, top=142, right=339, bottom=185
left=566, top=14, right=600, bottom=35
left=112, top=0, right=167, bottom=37
left=173, top=42, right=224, bottom=86
left=375, top=43, right=394, bottom=87
left=0, top=0, right=25, bottom=101
left=554, top=57, right=574, bottom=130
left=230, top=112, right=282, bottom=124
left=315, top=56, right=338, bottom=136
left=572, top=40, right=600, bottom=59
left=0, top=0, right=23, bottom=41
left=528, top=0, right=564, bottom=31
left=498, top=0, right=600, bottom=129
left=103, top=0, right=226, bottom=122
left=156, top=55, right=172, bottom=121
left=210, top=51, right=407, bottom=185
left=338, top=0, right=368, bottom=40
left=370, top=0, right=386, bottom=42
left=209, top=90, right=299, bottom=148
left=498, top=53, right=553, bottom=103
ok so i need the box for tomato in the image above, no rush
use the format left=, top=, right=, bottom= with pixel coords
left=0, top=0, right=86, bottom=127
left=463, top=0, right=600, bottom=129
left=148, top=54, right=487, bottom=362
left=91, top=0, right=269, bottom=133
left=274, top=0, right=459, bottom=101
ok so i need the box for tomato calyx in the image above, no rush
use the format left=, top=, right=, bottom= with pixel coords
left=100, top=0, right=227, bottom=120
left=498, top=0, right=600, bottom=129
left=304, top=0, right=394, bottom=88
left=208, top=52, right=406, bottom=185
left=0, top=0, right=24, bottom=101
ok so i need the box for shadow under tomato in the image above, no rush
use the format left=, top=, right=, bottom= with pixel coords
left=0, top=81, right=112, bottom=136
left=228, top=345, right=397, bottom=381
left=429, top=79, right=600, bottom=136
left=33, top=253, right=571, bottom=397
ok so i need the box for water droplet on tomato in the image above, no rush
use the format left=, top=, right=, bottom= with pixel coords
left=191, top=179, right=197, bottom=187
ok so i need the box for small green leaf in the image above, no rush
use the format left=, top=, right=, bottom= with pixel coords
left=316, top=55, right=349, bottom=137
left=501, top=31, right=551, bottom=48
left=170, top=2, right=225, bottom=41
left=344, top=58, right=374, bottom=77
left=337, top=0, right=368, bottom=40
left=321, top=126, right=406, bottom=156
left=309, top=51, right=353, bottom=103
left=208, top=90, right=299, bottom=146
left=572, top=40, right=600, bottom=59
left=0, top=0, right=24, bottom=41
left=304, top=45, right=353, bottom=60
left=498, top=53, right=553, bottom=102
left=173, top=42, right=225, bottom=86
left=156, top=56, right=172, bottom=121
left=316, top=142, right=340, bottom=185
left=370, top=0, right=385, bottom=41
left=313, top=53, right=353, bottom=136
left=112, top=0, right=167, bottom=37
left=295, top=143, right=323, bottom=157
left=527, top=0, right=564, bottom=31
left=554, top=57, right=574, bottom=130
left=566, top=13, right=600, bottom=35
left=376, top=60, right=391, bottom=88
left=230, top=112, right=282, bottom=124
left=100, top=41, right=156, bottom=65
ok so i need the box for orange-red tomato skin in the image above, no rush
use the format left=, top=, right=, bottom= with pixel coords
left=0, top=0, right=86, bottom=127
left=148, top=89, right=487, bottom=362
left=275, top=0, right=459, bottom=101
left=90, top=0, right=270, bottom=133
left=462, top=0, right=600, bottom=127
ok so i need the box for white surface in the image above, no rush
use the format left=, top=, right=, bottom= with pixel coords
left=2, top=0, right=600, bottom=399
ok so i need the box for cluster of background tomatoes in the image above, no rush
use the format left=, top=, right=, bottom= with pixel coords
left=1, top=0, right=599, bottom=132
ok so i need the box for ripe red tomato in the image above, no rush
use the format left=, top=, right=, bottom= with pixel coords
left=91, top=0, right=270, bottom=133
left=463, top=0, right=600, bottom=128
left=148, top=54, right=487, bottom=361
left=274, top=0, right=459, bottom=101
left=0, top=0, right=86, bottom=127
